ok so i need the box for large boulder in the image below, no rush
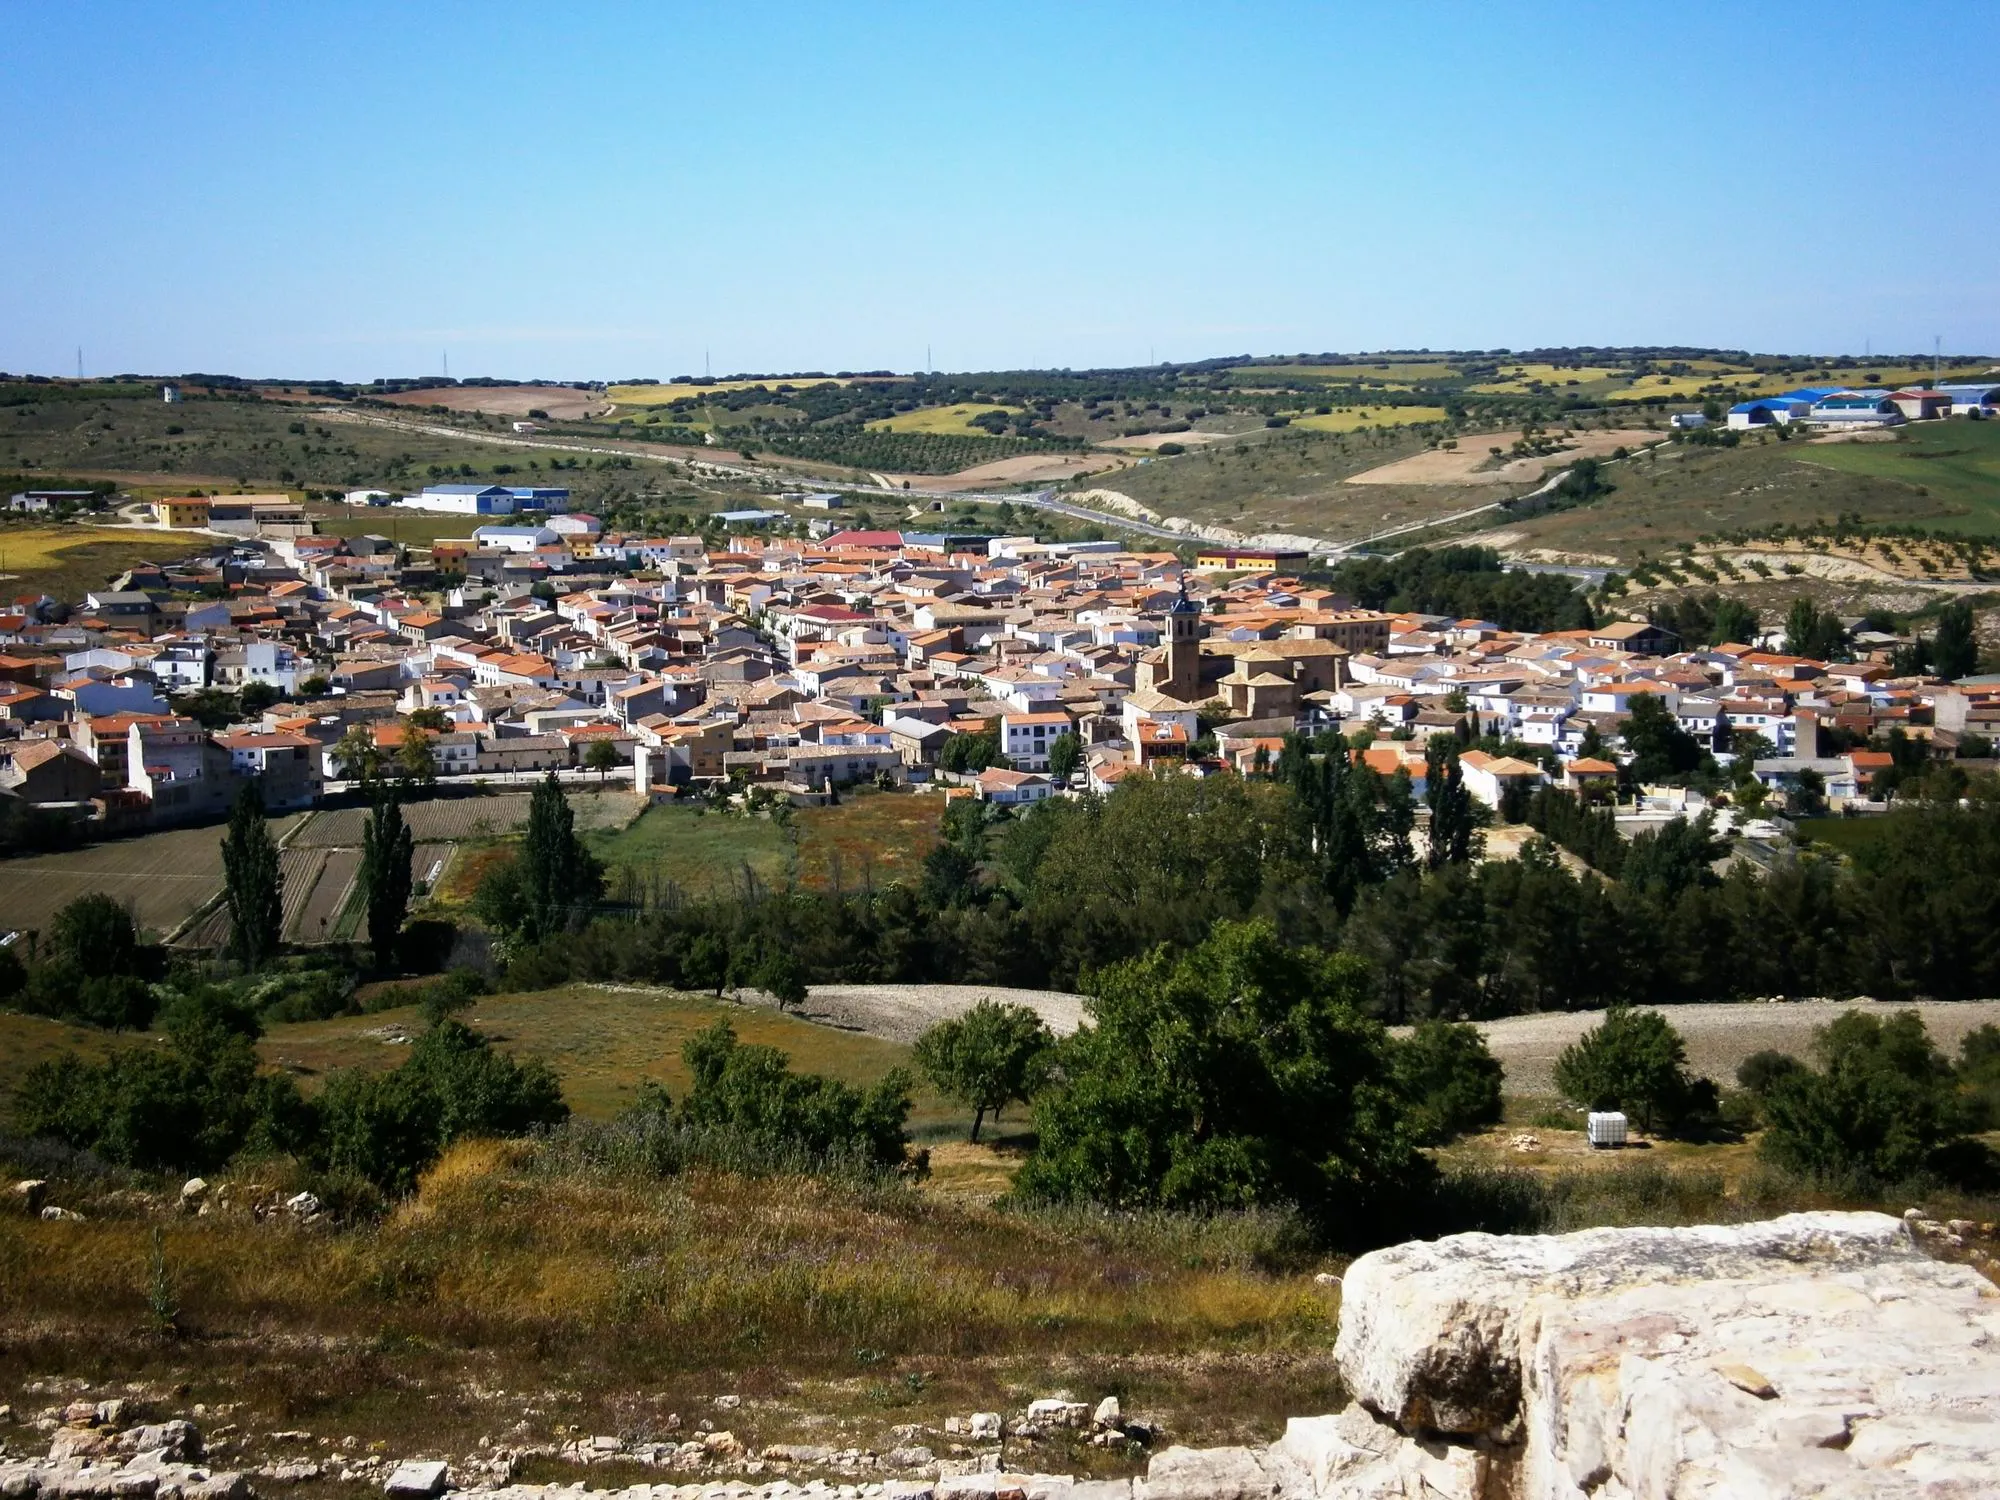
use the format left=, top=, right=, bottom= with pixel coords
left=1332, top=1211, right=1919, bottom=1438
left=1330, top=1209, right=2000, bottom=1499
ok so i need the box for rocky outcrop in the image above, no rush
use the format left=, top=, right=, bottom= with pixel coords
left=1329, top=1209, right=2000, bottom=1498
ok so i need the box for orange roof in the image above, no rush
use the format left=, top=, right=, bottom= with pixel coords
left=1567, top=757, right=1618, bottom=774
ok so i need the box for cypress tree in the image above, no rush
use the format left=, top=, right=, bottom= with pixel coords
left=361, top=789, right=415, bottom=969
left=222, top=780, right=283, bottom=969
left=1424, top=740, right=1478, bottom=869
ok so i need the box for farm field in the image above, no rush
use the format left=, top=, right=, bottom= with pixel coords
left=1792, top=418, right=2000, bottom=533
left=1346, top=426, right=1661, bottom=486
left=372, top=385, right=603, bottom=420
left=1289, top=404, right=1448, bottom=433
left=1484, top=421, right=2000, bottom=564
left=295, top=789, right=643, bottom=847
left=0, top=817, right=302, bottom=940
left=1468, top=363, right=1630, bottom=393
left=587, top=790, right=941, bottom=901
left=303, top=502, right=481, bottom=546
left=867, top=403, right=1019, bottom=436
left=0, top=524, right=209, bottom=600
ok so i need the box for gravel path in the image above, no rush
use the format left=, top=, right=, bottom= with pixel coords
left=790, top=984, right=1088, bottom=1044
left=1469, top=1000, right=2000, bottom=1095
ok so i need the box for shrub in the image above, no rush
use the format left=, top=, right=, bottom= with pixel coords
left=1736, top=1049, right=1805, bottom=1097
left=1554, top=1007, right=1712, bottom=1135
left=1393, top=1020, right=1504, bottom=1144
left=676, top=1020, right=910, bottom=1170
left=314, top=1019, right=568, bottom=1192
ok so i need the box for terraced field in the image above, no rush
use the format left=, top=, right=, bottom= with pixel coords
left=0, top=817, right=301, bottom=940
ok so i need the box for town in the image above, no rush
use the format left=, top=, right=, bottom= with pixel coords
left=1, top=476, right=1990, bottom=849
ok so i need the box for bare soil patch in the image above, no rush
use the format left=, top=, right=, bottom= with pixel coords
left=899, top=452, right=1136, bottom=492
left=1346, top=428, right=1659, bottom=486
left=1463, top=999, right=2000, bottom=1096
left=1100, top=430, right=1239, bottom=452
left=375, top=385, right=606, bottom=420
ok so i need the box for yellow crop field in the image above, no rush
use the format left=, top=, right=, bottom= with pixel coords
left=867, top=403, right=1020, bottom=436
left=1290, top=405, right=1448, bottom=432
left=608, top=378, right=847, bottom=407
left=0, top=526, right=154, bottom=570
left=1469, top=364, right=1628, bottom=393
left=1620, top=372, right=1767, bottom=399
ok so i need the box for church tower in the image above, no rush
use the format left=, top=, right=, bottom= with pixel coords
left=1163, top=585, right=1202, bottom=700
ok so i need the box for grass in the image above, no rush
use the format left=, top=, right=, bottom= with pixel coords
left=590, top=791, right=942, bottom=902
left=0, top=523, right=210, bottom=600
left=1488, top=425, right=2000, bottom=563
left=867, top=404, right=1020, bottom=437
left=0, top=1012, right=127, bottom=1111
left=257, top=983, right=959, bottom=1127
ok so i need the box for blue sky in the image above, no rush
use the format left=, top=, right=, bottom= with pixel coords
left=5, top=4, right=1996, bottom=381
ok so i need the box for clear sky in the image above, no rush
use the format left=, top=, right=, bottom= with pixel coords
left=5, top=4, right=1996, bottom=382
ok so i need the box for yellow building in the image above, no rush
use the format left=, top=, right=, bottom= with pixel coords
left=154, top=496, right=212, bottom=528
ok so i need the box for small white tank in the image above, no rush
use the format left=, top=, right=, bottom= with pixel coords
left=1587, top=1111, right=1628, bottom=1149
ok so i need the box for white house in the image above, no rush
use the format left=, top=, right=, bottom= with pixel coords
left=473, top=525, right=560, bottom=554
left=1002, top=711, right=1073, bottom=771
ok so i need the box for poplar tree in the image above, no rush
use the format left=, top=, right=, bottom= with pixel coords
left=361, top=790, right=414, bottom=969
left=520, top=771, right=603, bottom=939
left=223, top=780, right=283, bottom=969
left=1424, top=739, right=1478, bottom=869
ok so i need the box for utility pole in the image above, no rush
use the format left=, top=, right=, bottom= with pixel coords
left=76, top=347, right=83, bottom=380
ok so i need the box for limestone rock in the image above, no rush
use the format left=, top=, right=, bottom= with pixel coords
left=382, top=1460, right=448, bottom=1497
left=1135, top=1445, right=1279, bottom=1500
left=1091, top=1398, right=1121, bottom=1430
left=967, top=1415, right=1001, bottom=1442
left=1333, top=1209, right=1919, bottom=1438
left=1025, top=1402, right=1087, bottom=1430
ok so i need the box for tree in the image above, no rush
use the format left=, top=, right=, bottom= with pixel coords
left=239, top=681, right=281, bottom=715
left=405, top=706, right=449, bottom=732
left=1711, top=596, right=1759, bottom=647
left=1392, top=1020, right=1503, bottom=1145
left=360, top=791, right=415, bottom=970
left=1047, top=731, right=1083, bottom=785
left=913, top=1000, right=1053, bottom=1142
left=1619, top=694, right=1702, bottom=783
left=1932, top=601, right=1979, bottom=681
left=1758, top=1011, right=1971, bottom=1184
left=1554, top=1007, right=1709, bottom=1135
left=1424, top=740, right=1478, bottom=868
left=518, top=771, right=603, bottom=939
left=333, top=725, right=383, bottom=786
left=678, top=1020, right=910, bottom=1169
left=397, top=728, right=437, bottom=786
left=755, top=948, right=809, bottom=1012
left=585, top=737, right=622, bottom=784
left=1015, top=920, right=1431, bottom=1232
left=1784, top=596, right=1847, bottom=661
left=48, top=892, right=140, bottom=979
left=221, top=780, right=283, bottom=970
left=297, top=675, right=330, bottom=698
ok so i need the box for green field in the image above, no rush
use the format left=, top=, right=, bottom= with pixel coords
left=1792, top=420, right=2000, bottom=534
left=589, top=791, right=942, bottom=900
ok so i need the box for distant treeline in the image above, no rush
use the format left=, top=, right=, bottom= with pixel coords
left=494, top=768, right=2000, bottom=1022
left=1307, top=546, right=1596, bottom=633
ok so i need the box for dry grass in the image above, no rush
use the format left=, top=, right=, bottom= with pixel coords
left=867, top=405, right=1020, bottom=437
left=0, top=1140, right=1343, bottom=1465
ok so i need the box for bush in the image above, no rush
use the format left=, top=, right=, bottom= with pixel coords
left=12, top=997, right=306, bottom=1173
left=1736, top=1049, right=1805, bottom=1097
left=676, top=1020, right=910, bottom=1170
left=1554, top=1007, right=1713, bottom=1136
left=1393, top=1020, right=1504, bottom=1144
left=1758, top=1011, right=1975, bottom=1185
left=314, top=1019, right=568, bottom=1192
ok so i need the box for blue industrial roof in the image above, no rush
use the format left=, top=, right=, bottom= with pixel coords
left=423, top=483, right=512, bottom=495
left=1781, top=387, right=1845, bottom=401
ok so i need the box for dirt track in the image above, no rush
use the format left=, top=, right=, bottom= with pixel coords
left=779, top=984, right=1087, bottom=1043
left=1468, top=1000, right=2000, bottom=1095
left=773, top=987, right=2000, bottom=1091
